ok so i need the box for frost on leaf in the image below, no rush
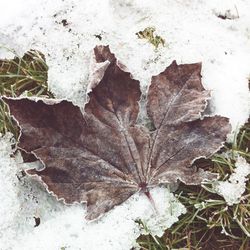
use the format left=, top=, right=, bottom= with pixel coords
left=2, top=45, right=231, bottom=220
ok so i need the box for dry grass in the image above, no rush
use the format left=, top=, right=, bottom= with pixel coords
left=136, top=27, right=165, bottom=49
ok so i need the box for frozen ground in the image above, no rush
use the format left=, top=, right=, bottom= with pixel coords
left=0, top=0, right=250, bottom=249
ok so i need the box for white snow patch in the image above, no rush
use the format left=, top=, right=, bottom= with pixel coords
left=0, top=133, right=21, bottom=248
left=214, top=156, right=250, bottom=205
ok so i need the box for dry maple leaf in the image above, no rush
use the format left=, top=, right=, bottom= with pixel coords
left=3, top=46, right=231, bottom=220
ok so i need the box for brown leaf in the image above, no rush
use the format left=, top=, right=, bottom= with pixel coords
left=147, top=60, right=210, bottom=127
left=146, top=61, right=230, bottom=184
left=3, top=46, right=231, bottom=220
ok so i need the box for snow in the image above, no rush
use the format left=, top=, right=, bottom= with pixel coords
left=0, top=0, right=250, bottom=249
left=214, top=156, right=250, bottom=205
left=0, top=0, right=250, bottom=129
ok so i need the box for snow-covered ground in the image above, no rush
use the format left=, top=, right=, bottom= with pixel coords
left=215, top=156, right=250, bottom=205
left=0, top=0, right=250, bottom=249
